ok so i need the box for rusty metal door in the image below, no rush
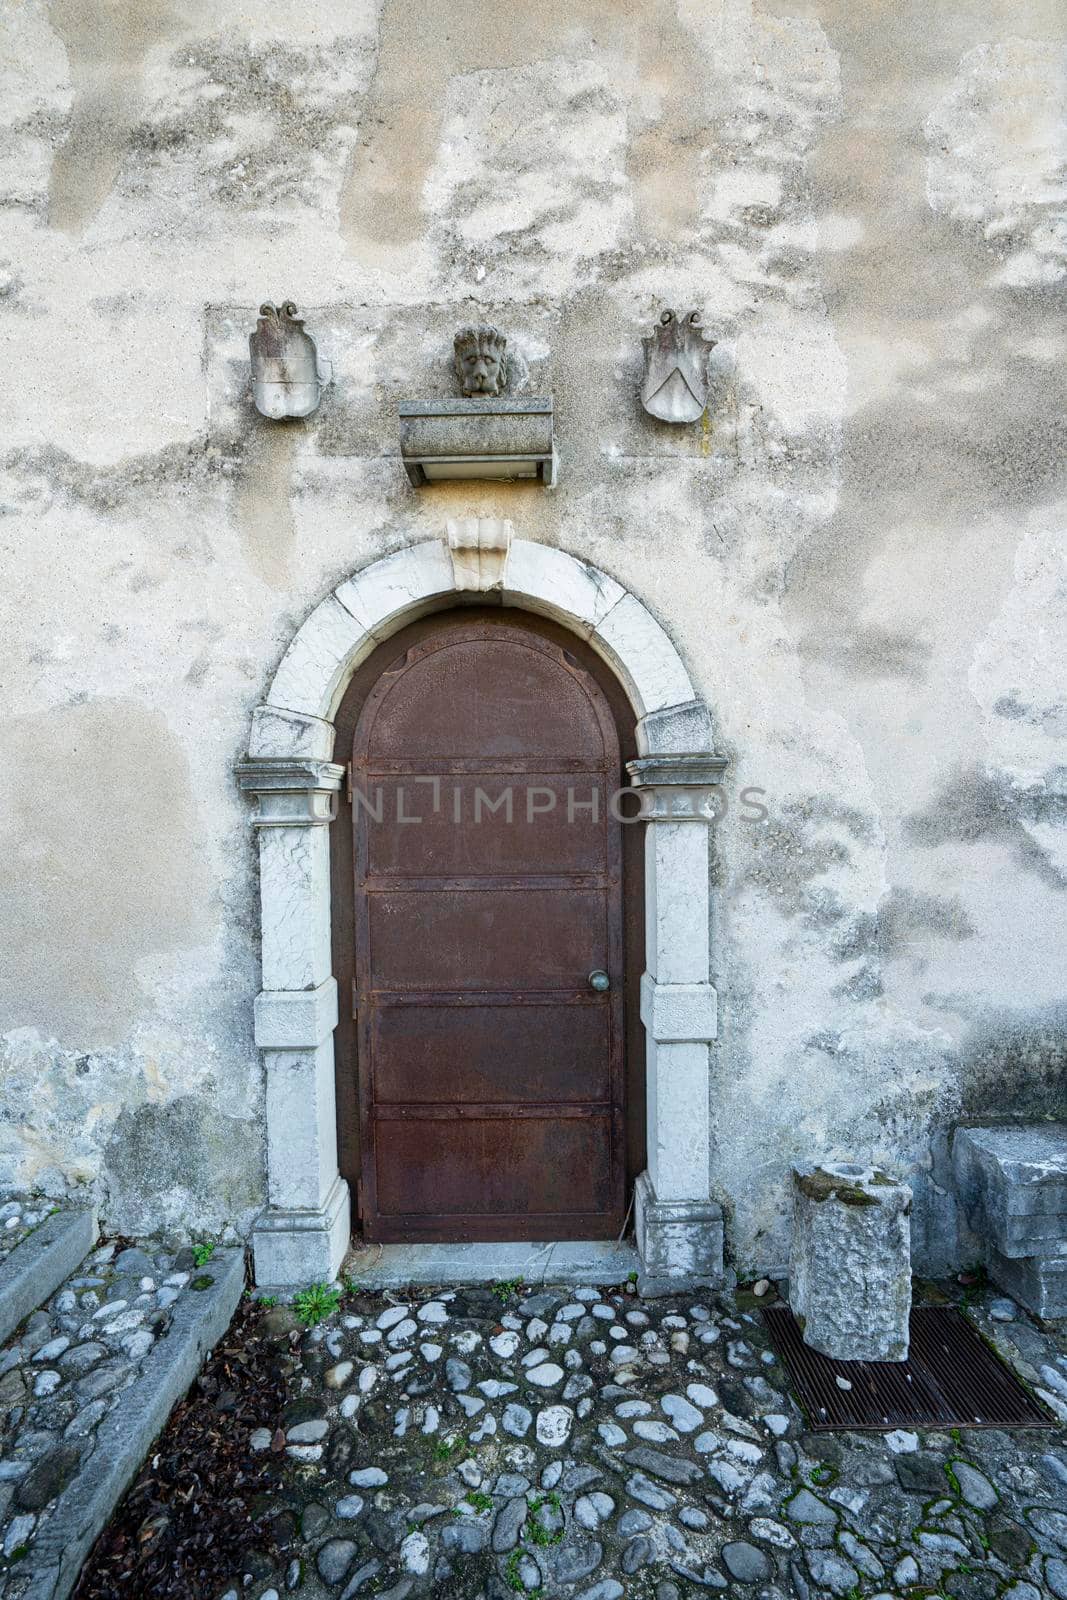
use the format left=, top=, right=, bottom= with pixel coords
left=351, top=618, right=625, bottom=1242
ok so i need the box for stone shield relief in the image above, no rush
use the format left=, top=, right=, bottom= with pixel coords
left=640, top=309, right=716, bottom=424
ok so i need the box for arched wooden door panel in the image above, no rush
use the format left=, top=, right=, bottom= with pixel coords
left=349, top=618, right=627, bottom=1242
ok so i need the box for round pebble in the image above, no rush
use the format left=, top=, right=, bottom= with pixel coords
left=536, top=1405, right=573, bottom=1447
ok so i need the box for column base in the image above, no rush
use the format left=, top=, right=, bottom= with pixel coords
left=634, top=1169, right=724, bottom=1296
left=252, top=1174, right=351, bottom=1290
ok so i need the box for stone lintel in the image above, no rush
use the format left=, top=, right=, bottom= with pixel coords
left=640, top=972, right=718, bottom=1043
left=254, top=979, right=338, bottom=1049
left=399, top=397, right=553, bottom=417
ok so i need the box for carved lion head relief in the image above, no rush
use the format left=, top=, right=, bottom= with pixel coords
left=453, top=324, right=509, bottom=397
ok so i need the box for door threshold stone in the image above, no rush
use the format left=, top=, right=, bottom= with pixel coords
left=342, top=1239, right=641, bottom=1288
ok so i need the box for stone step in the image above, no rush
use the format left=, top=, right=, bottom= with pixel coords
left=952, top=1124, right=1067, bottom=1261
left=0, top=1208, right=97, bottom=1348
left=988, top=1244, right=1067, bottom=1321
left=3, top=1243, right=245, bottom=1600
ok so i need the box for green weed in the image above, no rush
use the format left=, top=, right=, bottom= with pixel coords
left=526, top=1495, right=563, bottom=1548
left=293, top=1282, right=342, bottom=1326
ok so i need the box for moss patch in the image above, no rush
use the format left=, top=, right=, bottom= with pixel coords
left=796, top=1168, right=886, bottom=1206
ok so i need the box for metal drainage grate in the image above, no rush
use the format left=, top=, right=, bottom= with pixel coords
left=762, top=1305, right=1056, bottom=1431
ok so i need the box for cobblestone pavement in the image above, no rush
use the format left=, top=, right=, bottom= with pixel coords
left=0, top=1236, right=210, bottom=1593
left=215, top=1279, right=1067, bottom=1600
left=0, top=1200, right=56, bottom=1267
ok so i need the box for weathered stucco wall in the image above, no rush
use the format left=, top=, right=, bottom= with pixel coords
left=1, top=0, right=1064, bottom=1265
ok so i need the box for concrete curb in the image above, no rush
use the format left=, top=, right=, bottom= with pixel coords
left=20, top=1246, right=246, bottom=1600
left=0, top=1209, right=97, bottom=1348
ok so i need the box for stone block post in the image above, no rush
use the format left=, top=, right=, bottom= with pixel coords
left=628, top=751, right=727, bottom=1293
left=789, top=1163, right=913, bottom=1361
left=235, top=757, right=351, bottom=1287
left=952, top=1123, right=1067, bottom=1318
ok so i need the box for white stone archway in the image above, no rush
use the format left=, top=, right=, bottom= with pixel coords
left=237, top=537, right=727, bottom=1290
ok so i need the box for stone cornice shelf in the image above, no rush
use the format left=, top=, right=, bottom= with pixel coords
left=399, top=396, right=558, bottom=486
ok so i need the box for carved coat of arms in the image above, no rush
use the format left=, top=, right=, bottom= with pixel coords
left=640, top=309, right=716, bottom=424
left=249, top=301, right=330, bottom=419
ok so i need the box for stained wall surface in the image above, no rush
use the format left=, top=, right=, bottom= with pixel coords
left=1, top=0, right=1064, bottom=1264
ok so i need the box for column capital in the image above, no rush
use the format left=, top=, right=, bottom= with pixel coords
left=235, top=757, right=345, bottom=827
left=627, top=753, right=729, bottom=787
left=626, top=753, right=728, bottom=822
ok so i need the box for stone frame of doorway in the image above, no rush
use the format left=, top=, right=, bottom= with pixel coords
left=236, top=537, right=728, bottom=1292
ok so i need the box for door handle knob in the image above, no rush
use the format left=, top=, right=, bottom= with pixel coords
left=588, top=969, right=610, bottom=992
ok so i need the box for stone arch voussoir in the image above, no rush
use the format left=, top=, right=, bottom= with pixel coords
left=249, top=539, right=714, bottom=761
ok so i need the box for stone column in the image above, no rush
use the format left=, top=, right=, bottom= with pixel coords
left=627, top=752, right=727, bottom=1293
left=235, top=758, right=351, bottom=1287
